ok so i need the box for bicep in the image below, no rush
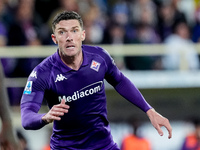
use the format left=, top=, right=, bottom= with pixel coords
left=105, top=65, right=123, bottom=87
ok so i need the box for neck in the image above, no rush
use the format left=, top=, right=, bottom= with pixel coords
left=61, top=52, right=83, bottom=71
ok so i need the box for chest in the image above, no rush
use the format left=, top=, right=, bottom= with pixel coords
left=51, top=62, right=106, bottom=96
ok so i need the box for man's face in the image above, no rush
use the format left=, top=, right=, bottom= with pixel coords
left=51, top=19, right=85, bottom=58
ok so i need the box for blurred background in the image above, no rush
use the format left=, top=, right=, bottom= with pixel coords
left=1, top=0, right=200, bottom=149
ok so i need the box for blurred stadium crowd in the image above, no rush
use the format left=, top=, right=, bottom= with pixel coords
left=0, top=0, right=199, bottom=45
left=1, top=0, right=200, bottom=74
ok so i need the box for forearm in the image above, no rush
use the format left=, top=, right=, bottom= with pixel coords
left=114, top=74, right=152, bottom=112
left=21, top=102, right=47, bottom=130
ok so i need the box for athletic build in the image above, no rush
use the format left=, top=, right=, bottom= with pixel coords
left=21, top=11, right=172, bottom=150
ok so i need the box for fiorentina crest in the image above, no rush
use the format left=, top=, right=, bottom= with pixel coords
left=90, top=60, right=101, bottom=72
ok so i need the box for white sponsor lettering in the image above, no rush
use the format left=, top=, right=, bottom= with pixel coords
left=58, top=81, right=103, bottom=102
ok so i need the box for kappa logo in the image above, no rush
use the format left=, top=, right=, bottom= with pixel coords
left=55, top=74, right=67, bottom=82
left=90, top=60, right=101, bottom=72
left=30, top=71, right=37, bottom=78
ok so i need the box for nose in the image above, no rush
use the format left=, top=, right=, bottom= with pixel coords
left=66, top=35, right=72, bottom=41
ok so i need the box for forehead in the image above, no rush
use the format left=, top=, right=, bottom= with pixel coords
left=55, top=19, right=81, bottom=30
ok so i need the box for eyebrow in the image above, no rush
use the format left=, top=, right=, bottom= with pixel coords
left=57, top=26, right=80, bottom=31
left=72, top=26, right=80, bottom=30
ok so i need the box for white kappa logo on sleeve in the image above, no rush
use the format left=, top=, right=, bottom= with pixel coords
left=30, top=71, right=37, bottom=78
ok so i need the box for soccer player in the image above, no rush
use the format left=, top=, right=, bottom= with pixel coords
left=21, top=11, right=172, bottom=150
left=0, top=63, right=21, bottom=150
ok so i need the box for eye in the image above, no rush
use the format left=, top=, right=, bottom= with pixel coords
left=59, top=30, right=65, bottom=35
left=72, top=28, right=79, bottom=33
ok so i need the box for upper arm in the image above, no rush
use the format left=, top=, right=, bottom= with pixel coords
left=100, top=48, right=123, bottom=87
left=20, top=67, right=50, bottom=129
left=21, top=67, right=49, bottom=106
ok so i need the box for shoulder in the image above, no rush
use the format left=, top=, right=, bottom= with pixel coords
left=35, top=56, right=53, bottom=73
left=26, top=54, right=58, bottom=91
left=82, top=45, right=110, bottom=56
left=28, top=53, right=57, bottom=81
left=82, top=45, right=113, bottom=63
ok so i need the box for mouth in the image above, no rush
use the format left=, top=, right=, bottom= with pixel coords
left=66, top=45, right=75, bottom=49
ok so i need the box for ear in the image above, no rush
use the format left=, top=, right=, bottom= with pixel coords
left=51, top=34, right=58, bottom=44
left=81, top=30, right=86, bottom=41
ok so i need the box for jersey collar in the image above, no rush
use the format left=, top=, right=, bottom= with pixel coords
left=55, top=48, right=89, bottom=73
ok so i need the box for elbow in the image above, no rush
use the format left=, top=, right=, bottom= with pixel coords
left=21, top=118, right=43, bottom=130
left=21, top=121, right=31, bottom=130
left=22, top=122, right=30, bottom=130
left=21, top=116, right=32, bottom=130
left=21, top=112, right=45, bottom=130
left=21, top=102, right=44, bottom=130
left=21, top=109, right=31, bottom=130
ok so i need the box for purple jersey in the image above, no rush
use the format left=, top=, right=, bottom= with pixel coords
left=21, top=45, right=151, bottom=150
